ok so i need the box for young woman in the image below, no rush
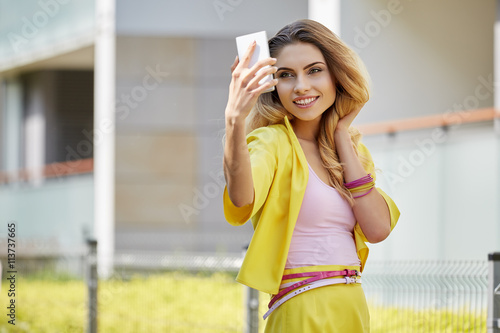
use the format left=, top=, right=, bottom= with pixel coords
left=223, top=19, right=400, bottom=332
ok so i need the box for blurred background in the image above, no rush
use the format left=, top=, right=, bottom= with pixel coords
left=0, top=0, right=498, bottom=332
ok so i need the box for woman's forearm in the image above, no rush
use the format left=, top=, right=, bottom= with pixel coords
left=222, top=43, right=277, bottom=208
left=223, top=116, right=254, bottom=207
left=335, top=128, right=391, bottom=243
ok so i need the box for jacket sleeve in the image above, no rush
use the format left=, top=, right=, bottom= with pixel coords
left=353, top=143, right=401, bottom=243
left=223, top=127, right=278, bottom=226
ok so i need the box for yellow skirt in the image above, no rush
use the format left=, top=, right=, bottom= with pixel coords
left=264, top=265, right=370, bottom=333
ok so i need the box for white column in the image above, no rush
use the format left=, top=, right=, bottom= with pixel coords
left=308, top=0, right=341, bottom=36
left=24, top=83, right=45, bottom=186
left=94, top=0, right=116, bottom=278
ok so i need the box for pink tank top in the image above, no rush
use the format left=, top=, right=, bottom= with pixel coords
left=285, top=163, right=361, bottom=269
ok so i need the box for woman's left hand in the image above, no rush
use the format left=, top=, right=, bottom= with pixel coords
left=336, top=104, right=364, bottom=133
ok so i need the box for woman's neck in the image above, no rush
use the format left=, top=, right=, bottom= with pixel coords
left=291, top=117, right=321, bottom=142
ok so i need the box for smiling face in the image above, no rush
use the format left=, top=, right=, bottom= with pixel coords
left=275, top=42, right=336, bottom=123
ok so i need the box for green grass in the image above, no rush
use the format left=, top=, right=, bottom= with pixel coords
left=0, top=271, right=251, bottom=333
left=0, top=272, right=486, bottom=332
left=369, top=305, right=486, bottom=333
left=96, top=272, right=247, bottom=333
left=0, top=278, right=85, bottom=332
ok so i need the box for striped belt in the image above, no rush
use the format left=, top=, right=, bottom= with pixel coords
left=263, top=269, right=361, bottom=320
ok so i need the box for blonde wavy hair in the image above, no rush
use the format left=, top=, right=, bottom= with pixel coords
left=246, top=19, right=371, bottom=205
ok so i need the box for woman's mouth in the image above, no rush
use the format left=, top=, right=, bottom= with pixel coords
left=293, top=96, right=319, bottom=108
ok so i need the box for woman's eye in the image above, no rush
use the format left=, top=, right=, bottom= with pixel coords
left=278, top=72, right=293, bottom=78
left=310, top=68, right=322, bottom=74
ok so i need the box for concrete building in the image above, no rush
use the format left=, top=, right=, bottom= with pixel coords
left=0, top=0, right=498, bottom=276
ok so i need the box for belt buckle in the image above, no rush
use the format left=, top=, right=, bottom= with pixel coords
left=344, top=276, right=356, bottom=284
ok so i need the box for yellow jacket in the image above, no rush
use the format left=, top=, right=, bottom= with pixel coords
left=223, top=116, right=400, bottom=295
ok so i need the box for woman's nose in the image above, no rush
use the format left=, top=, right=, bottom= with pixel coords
left=294, top=75, right=311, bottom=94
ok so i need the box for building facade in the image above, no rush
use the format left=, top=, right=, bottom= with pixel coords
left=0, top=0, right=498, bottom=276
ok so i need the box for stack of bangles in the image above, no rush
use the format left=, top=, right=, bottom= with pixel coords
left=344, top=174, right=375, bottom=198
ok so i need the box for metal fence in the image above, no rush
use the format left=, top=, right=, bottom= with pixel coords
left=102, top=250, right=248, bottom=333
left=113, top=251, right=243, bottom=273
left=100, top=252, right=496, bottom=333
left=2, top=248, right=499, bottom=333
left=362, top=260, right=489, bottom=332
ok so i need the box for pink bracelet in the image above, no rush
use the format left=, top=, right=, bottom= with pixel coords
left=344, top=174, right=373, bottom=189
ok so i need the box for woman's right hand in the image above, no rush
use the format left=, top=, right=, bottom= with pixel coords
left=225, top=41, right=278, bottom=123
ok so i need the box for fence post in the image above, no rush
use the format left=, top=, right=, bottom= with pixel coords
left=488, top=252, right=500, bottom=333
left=87, top=239, right=98, bottom=333
left=246, top=286, right=259, bottom=333
left=242, top=245, right=259, bottom=333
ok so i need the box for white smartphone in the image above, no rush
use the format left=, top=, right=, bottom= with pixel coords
left=236, top=31, right=275, bottom=92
